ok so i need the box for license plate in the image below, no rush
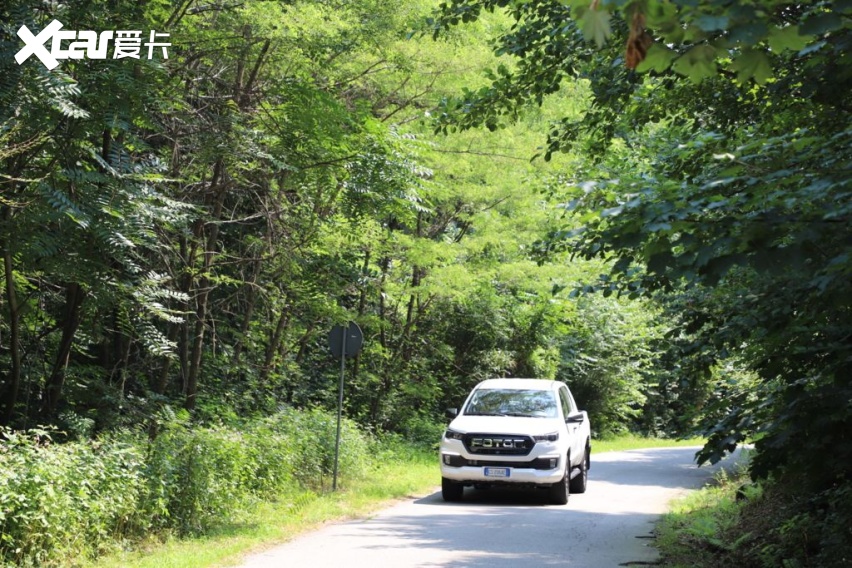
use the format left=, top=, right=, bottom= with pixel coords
left=484, top=467, right=510, bottom=478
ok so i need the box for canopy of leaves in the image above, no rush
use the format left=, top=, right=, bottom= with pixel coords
left=430, top=0, right=852, bottom=492
left=1, top=0, right=668, bottom=451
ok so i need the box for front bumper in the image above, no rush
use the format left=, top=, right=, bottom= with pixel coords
left=440, top=452, right=564, bottom=485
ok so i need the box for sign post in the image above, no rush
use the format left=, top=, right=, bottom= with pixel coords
left=328, top=322, right=363, bottom=491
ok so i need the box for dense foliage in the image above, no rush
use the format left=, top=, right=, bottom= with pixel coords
left=432, top=0, right=851, bottom=484
left=659, top=467, right=852, bottom=568
left=0, top=409, right=371, bottom=566
left=4, top=0, right=847, bottom=563
left=1, top=0, right=681, bottom=440
left=431, top=0, right=851, bottom=564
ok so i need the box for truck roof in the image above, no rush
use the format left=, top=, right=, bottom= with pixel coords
left=474, top=378, right=562, bottom=391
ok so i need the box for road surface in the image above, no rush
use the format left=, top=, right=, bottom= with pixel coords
left=235, top=446, right=745, bottom=567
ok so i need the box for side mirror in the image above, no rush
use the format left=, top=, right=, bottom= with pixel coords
left=567, top=412, right=585, bottom=424
left=445, top=407, right=458, bottom=418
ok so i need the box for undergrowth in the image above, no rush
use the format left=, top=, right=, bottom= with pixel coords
left=657, top=462, right=852, bottom=568
left=0, top=408, right=374, bottom=567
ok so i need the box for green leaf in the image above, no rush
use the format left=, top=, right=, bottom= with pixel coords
left=729, top=49, right=774, bottom=85
left=800, top=13, right=844, bottom=36
left=672, top=45, right=718, bottom=83
left=728, top=22, right=769, bottom=45
left=636, top=43, right=679, bottom=73
left=579, top=6, right=612, bottom=49
left=696, top=15, right=729, bottom=32
left=648, top=251, right=675, bottom=275
left=559, top=0, right=591, bottom=8
left=646, top=222, right=672, bottom=232
left=767, top=25, right=813, bottom=53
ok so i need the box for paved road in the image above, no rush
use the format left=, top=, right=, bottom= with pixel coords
left=235, top=446, right=745, bottom=568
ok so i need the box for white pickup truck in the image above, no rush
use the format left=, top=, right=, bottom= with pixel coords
left=439, top=378, right=591, bottom=504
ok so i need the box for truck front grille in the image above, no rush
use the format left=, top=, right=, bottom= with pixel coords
left=462, top=433, right=534, bottom=456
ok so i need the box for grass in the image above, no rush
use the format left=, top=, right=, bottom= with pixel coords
left=655, top=458, right=852, bottom=568
left=88, top=448, right=438, bottom=568
left=655, top=467, right=753, bottom=568
left=652, top=451, right=790, bottom=568
left=593, top=432, right=706, bottom=453
left=87, top=434, right=707, bottom=568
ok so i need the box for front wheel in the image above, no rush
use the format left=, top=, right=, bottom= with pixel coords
left=442, top=477, right=464, bottom=502
left=549, top=463, right=569, bottom=505
left=569, top=447, right=589, bottom=494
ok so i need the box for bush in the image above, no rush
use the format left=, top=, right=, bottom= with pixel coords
left=399, top=415, right=446, bottom=449
left=256, top=407, right=371, bottom=490
left=142, top=424, right=255, bottom=535
left=749, top=480, right=852, bottom=568
left=656, top=468, right=852, bottom=568
left=0, top=407, right=375, bottom=565
left=0, top=427, right=146, bottom=567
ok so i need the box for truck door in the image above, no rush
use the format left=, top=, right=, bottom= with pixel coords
left=559, top=386, right=584, bottom=467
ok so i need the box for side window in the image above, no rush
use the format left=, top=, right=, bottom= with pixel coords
left=567, top=390, right=579, bottom=413
left=559, top=388, right=572, bottom=418
left=560, top=387, right=577, bottom=415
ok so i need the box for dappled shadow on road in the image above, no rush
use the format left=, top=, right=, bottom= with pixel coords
left=338, top=447, right=748, bottom=567
left=236, top=447, right=748, bottom=568
left=347, top=489, right=661, bottom=567
left=590, top=446, right=747, bottom=491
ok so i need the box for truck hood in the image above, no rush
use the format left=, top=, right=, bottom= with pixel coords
left=448, top=414, right=563, bottom=436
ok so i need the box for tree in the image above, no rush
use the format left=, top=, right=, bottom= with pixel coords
left=1, top=0, right=677, bottom=455
left=1, top=0, right=189, bottom=425
left=557, top=294, right=661, bottom=437
left=429, top=0, right=852, bottom=489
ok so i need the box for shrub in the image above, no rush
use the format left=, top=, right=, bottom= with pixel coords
left=0, top=428, right=145, bottom=567
left=0, top=407, right=376, bottom=565
left=141, top=424, right=255, bottom=535
left=258, top=407, right=371, bottom=490
left=399, top=415, right=445, bottom=450
left=656, top=467, right=852, bottom=568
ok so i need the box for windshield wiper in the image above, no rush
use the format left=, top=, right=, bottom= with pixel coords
left=467, top=412, right=534, bottom=417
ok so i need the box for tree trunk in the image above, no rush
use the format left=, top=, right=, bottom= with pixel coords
left=260, top=306, right=290, bottom=384
left=178, top=235, right=191, bottom=392
left=294, top=322, right=316, bottom=365
left=41, top=282, right=86, bottom=417
left=401, top=213, right=424, bottom=362
left=233, top=259, right=262, bottom=364
left=185, top=159, right=226, bottom=411
left=1, top=208, right=22, bottom=426
left=378, top=255, right=390, bottom=350
left=353, top=249, right=371, bottom=379
left=184, top=33, right=267, bottom=410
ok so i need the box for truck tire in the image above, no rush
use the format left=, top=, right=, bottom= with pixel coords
left=569, top=447, right=589, bottom=494
left=442, top=477, right=464, bottom=502
left=550, top=461, right=570, bottom=505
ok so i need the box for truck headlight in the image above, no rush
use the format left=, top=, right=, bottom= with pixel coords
left=445, top=429, right=464, bottom=440
left=533, top=432, right=559, bottom=442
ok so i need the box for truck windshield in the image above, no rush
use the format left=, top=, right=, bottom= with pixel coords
left=464, top=389, right=558, bottom=418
